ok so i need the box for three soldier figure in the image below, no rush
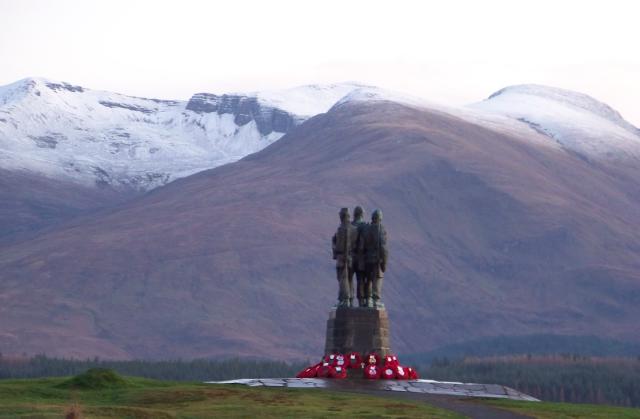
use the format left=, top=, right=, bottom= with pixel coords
left=332, top=206, right=388, bottom=308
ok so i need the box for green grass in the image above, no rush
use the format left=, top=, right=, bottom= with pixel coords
left=3, top=371, right=640, bottom=418
left=480, top=399, right=640, bottom=419
left=0, top=374, right=463, bottom=418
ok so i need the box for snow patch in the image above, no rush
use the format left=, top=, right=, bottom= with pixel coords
left=251, top=82, right=369, bottom=117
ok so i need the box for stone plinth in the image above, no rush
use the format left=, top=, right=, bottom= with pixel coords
left=324, top=307, right=391, bottom=356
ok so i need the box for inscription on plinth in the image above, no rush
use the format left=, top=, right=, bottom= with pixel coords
left=324, top=307, right=391, bottom=356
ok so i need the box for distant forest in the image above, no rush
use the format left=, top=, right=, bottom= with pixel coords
left=427, top=355, right=640, bottom=407
left=1, top=353, right=639, bottom=408
left=401, top=334, right=640, bottom=364
left=0, top=355, right=306, bottom=382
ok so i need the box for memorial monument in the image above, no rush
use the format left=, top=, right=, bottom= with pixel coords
left=209, top=206, right=540, bottom=402
left=326, top=207, right=391, bottom=356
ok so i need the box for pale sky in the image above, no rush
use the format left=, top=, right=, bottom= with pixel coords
left=1, top=0, right=639, bottom=125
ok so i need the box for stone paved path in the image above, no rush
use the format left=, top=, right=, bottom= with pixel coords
left=207, top=377, right=539, bottom=402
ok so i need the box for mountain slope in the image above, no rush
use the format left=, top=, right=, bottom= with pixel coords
left=2, top=98, right=640, bottom=359
left=0, top=169, right=135, bottom=243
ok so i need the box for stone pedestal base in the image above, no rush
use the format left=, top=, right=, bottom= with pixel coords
left=324, top=307, right=391, bottom=356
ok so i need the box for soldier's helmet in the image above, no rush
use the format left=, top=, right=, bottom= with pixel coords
left=354, top=206, right=364, bottom=219
left=339, top=207, right=350, bottom=221
left=372, top=209, right=383, bottom=222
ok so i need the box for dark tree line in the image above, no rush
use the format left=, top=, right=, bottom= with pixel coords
left=0, top=354, right=306, bottom=382
left=422, top=355, right=640, bottom=407
left=402, top=334, right=640, bottom=364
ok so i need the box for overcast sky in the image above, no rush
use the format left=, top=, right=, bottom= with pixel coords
left=1, top=0, right=639, bottom=125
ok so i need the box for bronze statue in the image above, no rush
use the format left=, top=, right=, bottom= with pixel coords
left=351, top=206, right=368, bottom=307
left=332, top=208, right=358, bottom=307
left=362, top=209, right=388, bottom=308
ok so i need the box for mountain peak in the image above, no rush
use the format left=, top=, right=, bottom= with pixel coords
left=484, top=84, right=639, bottom=135
left=13, top=77, right=82, bottom=90
left=331, top=86, right=434, bottom=111
left=0, top=77, right=86, bottom=106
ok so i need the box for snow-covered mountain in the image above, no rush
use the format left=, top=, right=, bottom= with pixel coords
left=470, top=84, right=640, bottom=161
left=0, top=78, right=365, bottom=190
left=3, top=78, right=639, bottom=192
left=332, top=84, right=640, bottom=162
